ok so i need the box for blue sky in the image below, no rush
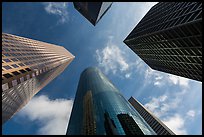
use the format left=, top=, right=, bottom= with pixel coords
left=2, top=2, right=202, bottom=135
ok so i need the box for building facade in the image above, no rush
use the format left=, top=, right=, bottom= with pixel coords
left=124, top=2, right=202, bottom=81
left=2, top=33, right=75, bottom=124
left=128, top=96, right=175, bottom=135
left=66, top=67, right=156, bottom=135
left=73, top=2, right=112, bottom=26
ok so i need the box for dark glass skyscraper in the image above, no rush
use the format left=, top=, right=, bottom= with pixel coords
left=124, top=2, right=202, bottom=81
left=73, top=2, right=112, bottom=26
left=128, top=96, right=175, bottom=135
left=66, top=67, right=156, bottom=135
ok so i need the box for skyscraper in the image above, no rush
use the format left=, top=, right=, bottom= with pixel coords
left=2, top=33, right=75, bottom=124
left=73, top=2, right=113, bottom=26
left=124, top=2, right=202, bottom=81
left=128, top=96, right=175, bottom=135
left=66, top=67, right=156, bottom=135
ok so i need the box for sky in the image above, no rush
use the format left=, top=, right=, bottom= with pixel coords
left=2, top=2, right=202, bottom=135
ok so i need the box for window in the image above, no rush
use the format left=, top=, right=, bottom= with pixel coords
left=25, top=68, right=31, bottom=72
left=25, top=62, right=30, bottom=65
left=19, top=69, right=26, bottom=73
left=12, top=71, right=20, bottom=76
left=18, top=63, right=25, bottom=66
left=11, top=58, right=18, bottom=62
left=10, top=53, right=17, bottom=56
left=11, top=64, right=19, bottom=68
left=17, top=57, right=23, bottom=61
left=3, top=73, right=13, bottom=78
left=3, top=59, right=11, bottom=62
left=3, top=48, right=10, bottom=52
left=3, top=65, right=12, bottom=70
left=10, top=48, right=16, bottom=51
left=4, top=53, right=10, bottom=57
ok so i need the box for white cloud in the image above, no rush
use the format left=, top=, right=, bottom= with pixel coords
left=95, top=39, right=129, bottom=75
left=144, top=68, right=165, bottom=87
left=95, top=34, right=150, bottom=80
left=142, top=79, right=202, bottom=135
left=94, top=2, right=159, bottom=80
left=159, top=95, right=168, bottom=102
left=43, top=2, right=69, bottom=24
left=145, top=94, right=188, bottom=134
left=144, top=67, right=190, bottom=88
left=154, top=81, right=161, bottom=86
left=144, top=95, right=169, bottom=118
left=125, top=73, right=131, bottom=78
left=144, top=89, right=196, bottom=135
left=168, top=74, right=189, bottom=88
left=187, top=110, right=196, bottom=118
left=18, top=95, right=73, bottom=135
left=163, top=114, right=187, bottom=135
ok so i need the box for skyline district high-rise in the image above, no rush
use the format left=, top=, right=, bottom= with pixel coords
left=124, top=2, right=202, bottom=81
left=2, top=33, right=75, bottom=125
left=73, top=2, right=113, bottom=26
left=128, top=96, right=175, bottom=135
left=67, top=67, right=164, bottom=135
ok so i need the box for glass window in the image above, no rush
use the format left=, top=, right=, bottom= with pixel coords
left=25, top=68, right=31, bottom=71
left=19, top=69, right=26, bottom=73
left=12, top=71, right=20, bottom=76
left=25, top=62, right=29, bottom=65
left=3, top=65, right=12, bottom=70
left=10, top=53, right=17, bottom=56
left=3, top=59, right=11, bottom=62
left=3, top=73, right=13, bottom=78
left=18, top=63, right=25, bottom=66
left=3, top=48, right=10, bottom=52
left=4, top=53, right=10, bottom=57
left=11, top=64, right=19, bottom=68
left=10, top=48, right=16, bottom=51
left=16, top=57, right=22, bottom=61
left=11, top=58, right=18, bottom=62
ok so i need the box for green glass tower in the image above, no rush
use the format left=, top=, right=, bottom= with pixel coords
left=66, top=67, right=156, bottom=135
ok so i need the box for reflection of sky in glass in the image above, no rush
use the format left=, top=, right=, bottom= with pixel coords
left=67, top=67, right=156, bottom=135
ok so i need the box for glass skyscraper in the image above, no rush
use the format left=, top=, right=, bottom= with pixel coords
left=73, top=2, right=113, bottom=26
left=2, top=33, right=75, bottom=125
left=124, top=2, right=202, bottom=81
left=66, top=67, right=156, bottom=135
